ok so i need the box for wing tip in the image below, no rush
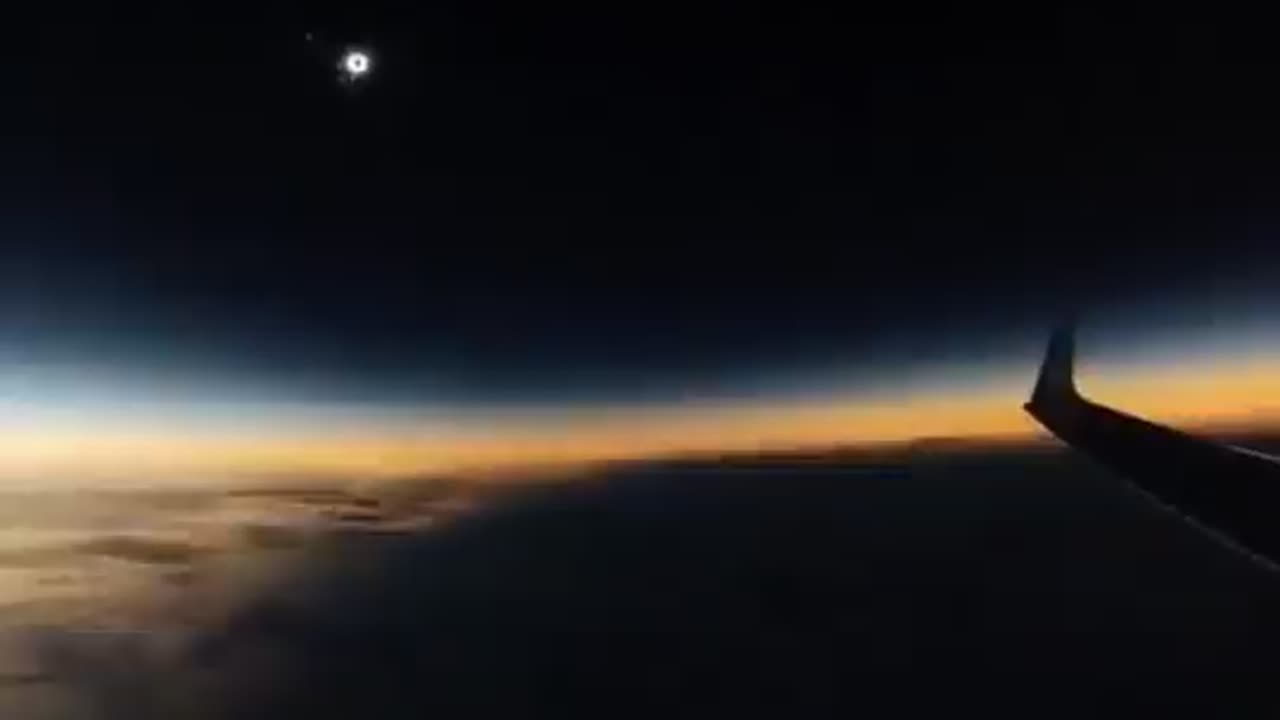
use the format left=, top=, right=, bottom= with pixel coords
left=1028, top=318, right=1079, bottom=410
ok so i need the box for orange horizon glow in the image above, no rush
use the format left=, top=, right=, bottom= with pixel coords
left=2, top=348, right=1280, bottom=487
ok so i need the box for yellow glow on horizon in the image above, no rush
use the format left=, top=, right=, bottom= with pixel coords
left=2, top=352, right=1280, bottom=487
left=1081, top=355, right=1280, bottom=429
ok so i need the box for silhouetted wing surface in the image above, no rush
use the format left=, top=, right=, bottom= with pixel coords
left=1024, top=323, right=1280, bottom=566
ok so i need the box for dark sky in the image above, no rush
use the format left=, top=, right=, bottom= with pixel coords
left=5, top=5, right=1280, bottom=406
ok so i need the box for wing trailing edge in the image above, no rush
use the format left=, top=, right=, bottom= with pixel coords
left=1024, top=323, right=1280, bottom=568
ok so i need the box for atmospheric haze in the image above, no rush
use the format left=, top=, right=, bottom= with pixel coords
left=0, top=321, right=1279, bottom=487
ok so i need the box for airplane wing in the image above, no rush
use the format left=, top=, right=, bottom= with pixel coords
left=1024, top=322, right=1280, bottom=567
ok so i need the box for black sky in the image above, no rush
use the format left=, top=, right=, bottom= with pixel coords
left=5, top=6, right=1280, bottom=405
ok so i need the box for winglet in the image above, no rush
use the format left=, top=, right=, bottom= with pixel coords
left=1019, top=319, right=1280, bottom=569
left=1026, top=321, right=1078, bottom=410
